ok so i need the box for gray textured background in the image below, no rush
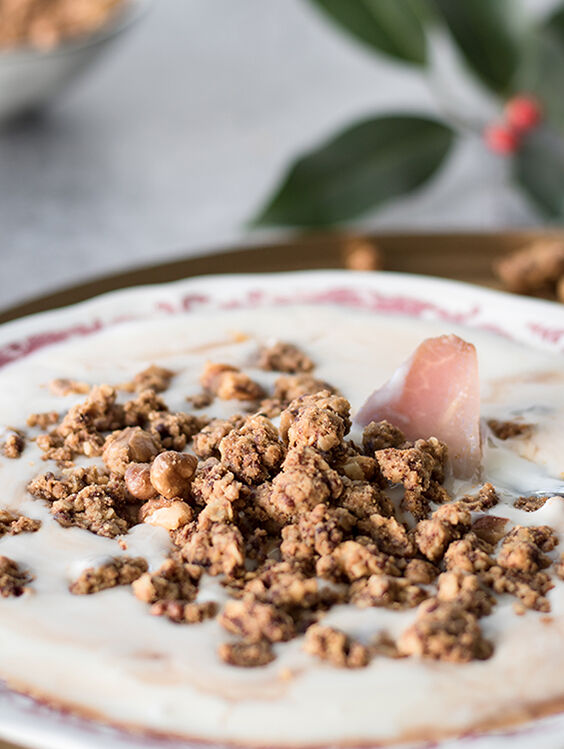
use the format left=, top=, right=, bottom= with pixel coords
left=0, top=0, right=545, bottom=312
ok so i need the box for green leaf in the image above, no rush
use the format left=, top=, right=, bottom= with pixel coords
left=514, top=126, right=564, bottom=218
left=254, top=115, right=455, bottom=227
left=547, top=4, right=564, bottom=43
left=431, top=0, right=522, bottom=93
left=516, top=4, right=564, bottom=133
left=308, top=0, right=427, bottom=65
left=515, top=29, right=564, bottom=134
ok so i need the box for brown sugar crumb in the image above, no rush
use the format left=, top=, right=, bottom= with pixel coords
left=218, top=640, right=275, bottom=668
left=404, top=558, right=438, bottom=584
left=436, top=571, right=495, bottom=617
left=242, top=560, right=338, bottom=615
left=317, top=540, right=400, bottom=583
left=399, top=599, right=493, bottom=662
left=219, top=415, right=285, bottom=485
left=261, top=374, right=339, bottom=418
left=340, top=478, right=393, bottom=520
left=303, top=624, right=370, bottom=668
left=70, top=557, right=148, bottom=595
left=484, top=566, right=553, bottom=612
left=186, top=391, right=214, bottom=410
left=180, top=521, right=245, bottom=577
left=444, top=532, right=494, bottom=574
left=123, top=389, right=167, bottom=427
left=192, top=416, right=245, bottom=460
left=148, top=411, right=206, bottom=451
left=359, top=514, right=415, bottom=558
left=49, top=378, right=90, bottom=397
left=132, top=558, right=201, bottom=605
left=262, top=447, right=343, bottom=525
left=219, top=598, right=295, bottom=643
left=279, top=390, right=351, bottom=456
left=415, top=503, right=472, bottom=563
left=190, top=458, right=246, bottom=508
left=274, top=374, right=336, bottom=404
left=280, top=504, right=355, bottom=567
left=0, top=556, right=32, bottom=597
left=37, top=385, right=124, bottom=461
left=375, top=445, right=434, bottom=492
left=460, top=482, right=499, bottom=512
left=481, top=565, right=554, bottom=612
left=351, top=575, right=428, bottom=610
left=0, top=510, right=41, bottom=538
left=151, top=599, right=218, bottom=624
left=27, top=465, right=108, bottom=502
left=3, top=432, right=25, bottom=459
left=257, top=342, right=314, bottom=374
left=50, top=480, right=134, bottom=538
left=27, top=411, right=59, bottom=429
left=497, top=525, right=557, bottom=574
left=494, top=238, right=564, bottom=296
left=123, top=365, right=175, bottom=394
left=200, top=362, right=264, bottom=401
left=362, top=420, right=406, bottom=454
left=401, top=490, right=431, bottom=522
left=488, top=419, right=533, bottom=440
left=514, top=495, right=549, bottom=512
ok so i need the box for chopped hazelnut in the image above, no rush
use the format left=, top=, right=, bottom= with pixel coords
left=150, top=451, right=198, bottom=499
left=125, top=463, right=157, bottom=501
left=102, top=427, right=160, bottom=476
left=140, top=497, right=193, bottom=530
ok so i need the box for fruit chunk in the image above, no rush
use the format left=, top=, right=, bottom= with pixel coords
left=356, top=335, right=480, bottom=479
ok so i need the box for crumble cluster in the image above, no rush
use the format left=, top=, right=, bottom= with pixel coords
left=6, top=341, right=561, bottom=669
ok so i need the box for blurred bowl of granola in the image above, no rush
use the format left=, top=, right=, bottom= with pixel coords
left=0, top=0, right=148, bottom=123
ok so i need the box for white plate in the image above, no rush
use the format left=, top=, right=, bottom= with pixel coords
left=1, top=270, right=564, bottom=749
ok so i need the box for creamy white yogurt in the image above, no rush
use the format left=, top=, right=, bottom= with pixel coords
left=0, top=304, right=563, bottom=746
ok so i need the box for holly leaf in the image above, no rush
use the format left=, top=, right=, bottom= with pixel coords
left=431, top=0, right=522, bottom=93
left=308, top=0, right=428, bottom=65
left=254, top=115, right=455, bottom=227
left=514, top=126, right=564, bottom=218
left=515, top=28, right=564, bottom=134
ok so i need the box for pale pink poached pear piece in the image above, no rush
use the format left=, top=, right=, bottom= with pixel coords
left=356, top=334, right=481, bottom=479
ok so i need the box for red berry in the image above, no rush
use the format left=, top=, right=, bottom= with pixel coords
left=505, top=95, right=542, bottom=132
left=483, top=124, right=520, bottom=155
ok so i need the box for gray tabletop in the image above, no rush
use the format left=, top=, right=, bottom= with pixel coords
left=0, top=0, right=542, bottom=314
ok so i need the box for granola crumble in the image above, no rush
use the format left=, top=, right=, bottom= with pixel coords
left=200, top=362, right=264, bottom=401
left=2, top=432, right=25, bottom=458
left=70, top=557, right=148, bottom=594
left=0, top=556, right=32, bottom=597
left=303, top=624, right=370, bottom=668
left=0, top=510, right=41, bottom=538
left=488, top=419, right=533, bottom=440
left=257, top=342, right=314, bottom=374
left=18, top=354, right=564, bottom=672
